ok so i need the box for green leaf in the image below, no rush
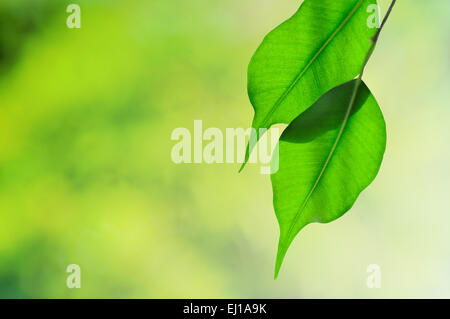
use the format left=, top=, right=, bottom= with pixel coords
left=271, top=79, right=386, bottom=278
left=241, top=0, right=378, bottom=170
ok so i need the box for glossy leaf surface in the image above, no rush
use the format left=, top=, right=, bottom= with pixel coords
left=242, top=0, right=378, bottom=169
left=271, top=80, right=386, bottom=278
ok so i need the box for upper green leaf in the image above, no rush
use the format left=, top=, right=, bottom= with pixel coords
left=241, top=0, right=378, bottom=170
left=271, top=79, right=386, bottom=278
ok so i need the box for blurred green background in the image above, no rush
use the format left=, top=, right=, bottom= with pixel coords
left=0, top=0, right=448, bottom=298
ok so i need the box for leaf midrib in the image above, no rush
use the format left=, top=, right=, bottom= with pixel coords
left=260, top=0, right=364, bottom=128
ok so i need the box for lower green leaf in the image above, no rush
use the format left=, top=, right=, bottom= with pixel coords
left=271, top=80, right=386, bottom=278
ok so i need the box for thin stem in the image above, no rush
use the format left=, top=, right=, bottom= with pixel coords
left=360, top=0, right=397, bottom=79
left=373, top=0, right=397, bottom=42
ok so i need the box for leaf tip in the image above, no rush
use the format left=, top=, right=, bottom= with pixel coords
left=274, top=267, right=280, bottom=280
left=274, top=243, right=287, bottom=280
